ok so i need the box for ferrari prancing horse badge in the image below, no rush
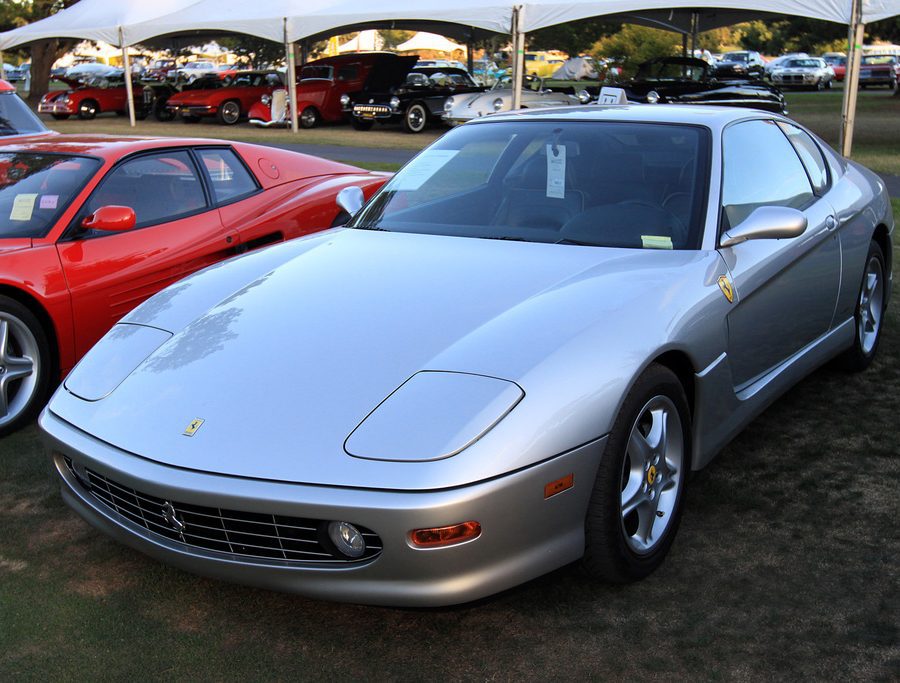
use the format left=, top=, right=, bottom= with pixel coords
left=717, top=275, right=734, bottom=303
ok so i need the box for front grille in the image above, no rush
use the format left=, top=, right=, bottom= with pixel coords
left=353, top=104, right=391, bottom=115
left=779, top=74, right=808, bottom=83
left=64, top=458, right=382, bottom=564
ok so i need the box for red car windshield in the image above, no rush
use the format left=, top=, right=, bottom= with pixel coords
left=0, top=92, right=48, bottom=137
left=0, top=153, right=101, bottom=239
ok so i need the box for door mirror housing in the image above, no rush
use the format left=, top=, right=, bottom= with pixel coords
left=720, top=206, right=808, bottom=248
left=336, top=186, right=365, bottom=218
left=82, top=205, right=136, bottom=232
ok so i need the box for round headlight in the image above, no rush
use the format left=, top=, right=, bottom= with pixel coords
left=389, top=96, right=401, bottom=110
left=646, top=90, right=660, bottom=104
left=578, top=89, right=591, bottom=104
left=340, top=93, right=350, bottom=107
left=327, top=521, right=366, bottom=558
left=444, top=97, right=455, bottom=111
left=261, top=94, right=271, bottom=105
left=492, top=97, right=504, bottom=112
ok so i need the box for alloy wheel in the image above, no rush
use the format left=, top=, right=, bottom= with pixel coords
left=0, top=314, right=39, bottom=429
left=858, top=254, right=884, bottom=355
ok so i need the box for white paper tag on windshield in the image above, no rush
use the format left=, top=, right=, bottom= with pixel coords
left=546, top=144, right=566, bottom=199
left=598, top=87, right=628, bottom=104
left=10, top=194, right=37, bottom=221
left=391, top=150, right=460, bottom=191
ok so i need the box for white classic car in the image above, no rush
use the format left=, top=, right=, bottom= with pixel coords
left=443, top=75, right=588, bottom=125
left=770, top=57, right=834, bottom=90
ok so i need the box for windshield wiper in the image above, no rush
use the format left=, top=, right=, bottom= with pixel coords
left=554, top=237, right=597, bottom=246
left=351, top=224, right=390, bottom=231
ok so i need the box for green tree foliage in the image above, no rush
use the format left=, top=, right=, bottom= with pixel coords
left=592, top=25, right=680, bottom=78
left=378, top=30, right=414, bottom=50
left=216, top=36, right=284, bottom=69
left=529, top=19, right=619, bottom=57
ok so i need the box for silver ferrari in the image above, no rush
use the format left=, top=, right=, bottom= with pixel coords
left=40, top=105, right=893, bottom=606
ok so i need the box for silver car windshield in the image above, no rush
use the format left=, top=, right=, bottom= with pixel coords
left=350, top=121, right=711, bottom=249
left=0, top=92, right=48, bottom=137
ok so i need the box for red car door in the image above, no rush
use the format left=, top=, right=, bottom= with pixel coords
left=56, top=149, right=238, bottom=357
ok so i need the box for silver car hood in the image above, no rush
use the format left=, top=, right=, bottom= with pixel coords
left=49, top=229, right=724, bottom=490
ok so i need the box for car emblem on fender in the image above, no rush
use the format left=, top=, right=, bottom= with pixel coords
left=161, top=501, right=186, bottom=534
left=717, top=275, right=734, bottom=303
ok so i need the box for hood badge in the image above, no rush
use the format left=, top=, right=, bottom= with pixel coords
left=183, top=418, right=204, bottom=437
left=717, top=275, right=735, bottom=303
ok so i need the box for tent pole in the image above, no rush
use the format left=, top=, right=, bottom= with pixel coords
left=119, top=27, right=136, bottom=128
left=285, top=19, right=299, bottom=134
left=511, top=6, right=525, bottom=110
left=840, top=0, right=864, bottom=157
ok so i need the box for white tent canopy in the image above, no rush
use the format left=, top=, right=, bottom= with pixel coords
left=395, top=32, right=466, bottom=54
left=0, top=0, right=202, bottom=50
left=337, top=30, right=384, bottom=52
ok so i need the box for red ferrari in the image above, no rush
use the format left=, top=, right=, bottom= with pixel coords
left=0, top=135, right=386, bottom=434
left=165, top=70, right=284, bottom=124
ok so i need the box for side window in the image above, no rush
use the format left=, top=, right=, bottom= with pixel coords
left=84, top=150, right=207, bottom=229
left=721, top=119, right=814, bottom=229
left=777, top=122, right=829, bottom=194
left=196, top=149, right=258, bottom=203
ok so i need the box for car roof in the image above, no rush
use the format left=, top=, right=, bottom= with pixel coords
left=0, top=134, right=243, bottom=159
left=479, top=104, right=774, bottom=131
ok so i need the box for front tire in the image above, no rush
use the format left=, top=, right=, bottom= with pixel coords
left=0, top=296, right=52, bottom=437
left=216, top=99, right=241, bottom=125
left=839, top=240, right=886, bottom=371
left=402, top=102, right=428, bottom=133
left=351, top=117, right=374, bottom=131
left=77, top=99, right=98, bottom=120
left=582, top=364, right=690, bottom=582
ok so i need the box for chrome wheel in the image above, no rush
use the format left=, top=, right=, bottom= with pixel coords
left=403, top=104, right=427, bottom=133
left=619, top=395, right=684, bottom=555
left=78, top=101, right=97, bottom=120
left=858, top=254, right=884, bottom=355
left=0, top=313, right=39, bottom=430
left=300, top=107, right=319, bottom=128
left=220, top=100, right=240, bottom=125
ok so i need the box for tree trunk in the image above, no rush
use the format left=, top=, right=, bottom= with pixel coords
left=27, top=38, right=75, bottom=107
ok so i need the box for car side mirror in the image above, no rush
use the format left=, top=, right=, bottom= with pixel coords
left=82, top=205, right=136, bottom=232
left=720, top=206, right=807, bottom=248
left=336, top=186, right=365, bottom=218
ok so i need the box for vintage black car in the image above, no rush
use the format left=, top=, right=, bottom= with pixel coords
left=345, top=58, right=486, bottom=133
left=613, top=57, right=786, bottom=114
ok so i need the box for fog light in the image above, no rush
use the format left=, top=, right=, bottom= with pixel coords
left=328, top=521, right=366, bottom=558
left=409, top=521, right=481, bottom=548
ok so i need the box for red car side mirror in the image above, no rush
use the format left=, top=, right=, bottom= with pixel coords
left=82, top=205, right=136, bottom=232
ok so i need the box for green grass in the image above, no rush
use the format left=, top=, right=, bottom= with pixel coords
left=0, top=213, right=897, bottom=679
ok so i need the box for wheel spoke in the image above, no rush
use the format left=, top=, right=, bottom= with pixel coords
left=0, top=379, right=8, bottom=418
left=3, top=355, right=33, bottom=381
left=621, top=485, right=646, bottom=517
left=628, top=429, right=653, bottom=465
left=0, top=319, right=9, bottom=361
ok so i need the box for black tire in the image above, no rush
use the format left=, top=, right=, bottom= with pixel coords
left=50, top=114, right=70, bottom=121
left=154, top=100, right=175, bottom=122
left=582, top=364, right=691, bottom=582
left=181, top=114, right=200, bottom=123
left=816, top=78, right=825, bottom=91
left=351, top=117, right=374, bottom=131
left=77, top=99, right=98, bottom=120
left=216, top=99, right=241, bottom=125
left=838, top=240, right=887, bottom=372
left=890, top=77, right=898, bottom=92
left=299, top=106, right=320, bottom=129
left=402, top=102, right=429, bottom=133
left=115, top=110, right=127, bottom=117
left=0, top=295, right=52, bottom=437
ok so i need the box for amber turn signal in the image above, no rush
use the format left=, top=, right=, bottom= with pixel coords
left=544, top=473, right=574, bottom=499
left=409, top=521, right=482, bottom=548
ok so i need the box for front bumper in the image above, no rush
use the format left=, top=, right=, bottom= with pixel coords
left=38, top=101, right=75, bottom=114
left=40, top=407, right=605, bottom=607
left=168, top=104, right=217, bottom=117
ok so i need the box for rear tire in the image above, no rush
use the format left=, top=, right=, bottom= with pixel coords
left=838, top=240, right=886, bottom=372
left=582, top=364, right=690, bottom=582
left=0, top=295, right=52, bottom=437
left=299, top=106, right=320, bottom=129
left=402, top=102, right=428, bottom=133
left=153, top=100, right=174, bottom=122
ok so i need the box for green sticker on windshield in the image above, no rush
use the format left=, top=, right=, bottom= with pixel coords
left=10, top=194, right=37, bottom=221
left=641, top=235, right=673, bottom=250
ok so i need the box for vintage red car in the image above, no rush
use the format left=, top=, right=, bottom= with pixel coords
left=0, top=135, right=386, bottom=434
left=249, top=53, right=391, bottom=128
left=166, top=70, right=284, bottom=124
left=1, top=79, right=51, bottom=137
left=38, top=73, right=146, bottom=120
